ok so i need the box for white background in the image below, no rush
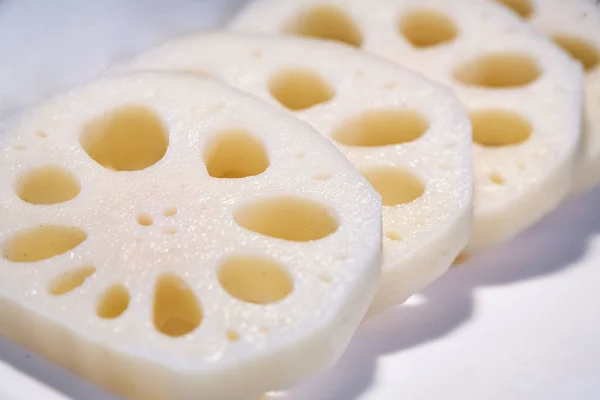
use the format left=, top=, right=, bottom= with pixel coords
left=1, top=1, right=599, bottom=399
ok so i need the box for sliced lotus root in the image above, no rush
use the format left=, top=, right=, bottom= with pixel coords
left=109, top=32, right=473, bottom=314
left=230, top=0, right=584, bottom=251
left=492, top=0, right=600, bottom=192
left=0, top=72, right=382, bottom=400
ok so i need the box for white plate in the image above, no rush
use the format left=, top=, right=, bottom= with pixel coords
left=1, top=1, right=599, bottom=399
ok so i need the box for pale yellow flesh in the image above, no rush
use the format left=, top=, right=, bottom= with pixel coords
left=111, top=32, right=473, bottom=314
left=0, top=72, right=382, bottom=400
left=230, top=0, right=583, bottom=250
left=494, top=0, right=600, bottom=193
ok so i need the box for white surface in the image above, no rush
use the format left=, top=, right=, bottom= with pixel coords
left=1, top=1, right=599, bottom=399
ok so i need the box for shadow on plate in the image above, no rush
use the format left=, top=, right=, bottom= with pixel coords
left=3, top=185, right=599, bottom=400
left=277, top=184, right=600, bottom=399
